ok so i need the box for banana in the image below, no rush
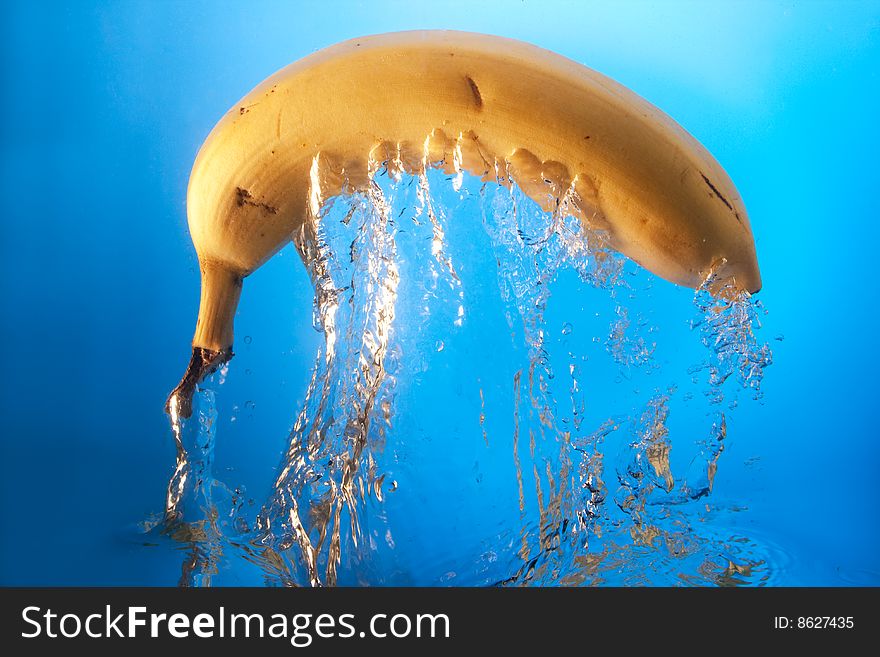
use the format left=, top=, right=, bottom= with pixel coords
left=167, top=30, right=760, bottom=416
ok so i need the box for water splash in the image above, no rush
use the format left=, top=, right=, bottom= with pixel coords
left=254, top=177, right=402, bottom=586
left=161, top=382, right=249, bottom=586
left=156, top=163, right=773, bottom=587
left=691, top=269, right=774, bottom=404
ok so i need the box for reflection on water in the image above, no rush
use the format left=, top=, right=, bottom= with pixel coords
left=155, top=163, right=776, bottom=587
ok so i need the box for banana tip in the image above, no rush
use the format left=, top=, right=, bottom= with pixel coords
left=165, top=346, right=233, bottom=419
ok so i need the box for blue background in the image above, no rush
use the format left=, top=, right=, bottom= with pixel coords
left=1, top=0, right=877, bottom=585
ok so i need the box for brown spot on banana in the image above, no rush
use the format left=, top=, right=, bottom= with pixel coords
left=465, top=75, right=483, bottom=109
left=700, top=172, right=733, bottom=211
left=234, top=187, right=278, bottom=215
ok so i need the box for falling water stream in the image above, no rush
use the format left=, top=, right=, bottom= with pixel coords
left=152, top=160, right=773, bottom=587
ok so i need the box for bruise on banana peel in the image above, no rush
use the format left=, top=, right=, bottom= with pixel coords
left=167, top=30, right=761, bottom=417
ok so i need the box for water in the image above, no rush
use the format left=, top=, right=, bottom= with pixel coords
left=158, top=159, right=774, bottom=586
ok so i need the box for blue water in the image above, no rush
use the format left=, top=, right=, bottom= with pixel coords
left=1, top=0, right=878, bottom=586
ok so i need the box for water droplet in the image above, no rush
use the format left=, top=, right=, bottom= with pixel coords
left=435, top=340, right=444, bottom=352
left=245, top=400, right=256, bottom=411
left=243, top=335, right=252, bottom=344
left=561, top=322, right=573, bottom=335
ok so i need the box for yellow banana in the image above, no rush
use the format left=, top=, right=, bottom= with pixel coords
left=168, top=30, right=760, bottom=416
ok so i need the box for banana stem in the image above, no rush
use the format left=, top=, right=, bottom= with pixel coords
left=165, top=263, right=242, bottom=418
left=193, top=263, right=243, bottom=352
